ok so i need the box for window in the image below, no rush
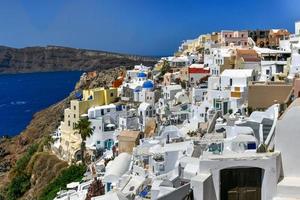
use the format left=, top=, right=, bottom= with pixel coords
left=110, top=92, right=114, bottom=97
left=276, top=65, right=284, bottom=73
left=68, top=120, right=71, bottom=127
left=73, top=106, right=76, bottom=110
left=93, top=126, right=96, bottom=130
left=247, top=142, right=256, bottom=150
left=97, top=141, right=101, bottom=144
left=241, top=34, right=244, bottom=37
left=229, top=78, right=233, bottom=86
left=225, top=34, right=227, bottom=38
left=74, top=114, right=76, bottom=118
left=107, top=108, right=110, bottom=113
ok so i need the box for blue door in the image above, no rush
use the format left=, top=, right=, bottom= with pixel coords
left=107, top=182, right=111, bottom=192
left=104, top=139, right=114, bottom=150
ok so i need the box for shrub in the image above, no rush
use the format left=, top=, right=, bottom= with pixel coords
left=7, top=173, right=31, bottom=200
left=39, top=164, right=86, bottom=200
left=159, top=60, right=170, bottom=78
left=5, top=144, right=39, bottom=200
left=15, top=144, right=39, bottom=173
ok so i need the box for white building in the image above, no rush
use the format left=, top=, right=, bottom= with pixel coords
left=274, top=98, right=300, bottom=199
left=174, top=90, right=189, bottom=105
left=149, top=141, right=194, bottom=176
left=162, top=84, right=182, bottom=101
left=103, top=153, right=132, bottom=192
left=220, top=69, right=255, bottom=112
left=118, top=111, right=139, bottom=131
left=86, top=104, right=118, bottom=150
left=210, top=48, right=234, bottom=77
left=254, top=47, right=290, bottom=81
left=281, top=21, right=300, bottom=79
left=220, top=69, right=255, bottom=90
left=170, top=54, right=198, bottom=68
left=290, top=43, right=300, bottom=77
left=191, top=152, right=280, bottom=200
left=191, top=87, right=207, bottom=104
left=121, top=71, right=155, bottom=103
left=138, top=102, right=156, bottom=132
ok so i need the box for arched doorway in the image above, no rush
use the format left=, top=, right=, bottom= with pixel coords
left=74, top=149, right=82, bottom=161
left=220, top=167, right=262, bottom=200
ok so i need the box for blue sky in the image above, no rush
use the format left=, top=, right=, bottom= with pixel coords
left=0, top=0, right=299, bottom=56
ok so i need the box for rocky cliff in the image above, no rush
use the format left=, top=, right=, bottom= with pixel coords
left=0, top=45, right=157, bottom=74
left=0, top=68, right=126, bottom=199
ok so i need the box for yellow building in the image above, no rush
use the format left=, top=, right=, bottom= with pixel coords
left=59, top=87, right=118, bottom=162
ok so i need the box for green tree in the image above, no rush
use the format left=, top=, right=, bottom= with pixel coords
left=159, top=60, right=170, bottom=77
left=74, top=118, right=93, bottom=164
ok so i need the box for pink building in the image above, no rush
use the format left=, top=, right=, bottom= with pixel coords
left=220, top=30, right=248, bottom=47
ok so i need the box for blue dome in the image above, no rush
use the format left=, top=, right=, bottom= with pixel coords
left=134, top=87, right=141, bottom=92
left=143, top=80, right=154, bottom=89
left=137, top=72, right=147, bottom=78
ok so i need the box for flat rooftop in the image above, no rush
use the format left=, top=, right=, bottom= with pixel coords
left=201, top=151, right=280, bottom=161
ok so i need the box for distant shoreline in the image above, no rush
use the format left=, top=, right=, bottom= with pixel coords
left=0, top=45, right=158, bottom=74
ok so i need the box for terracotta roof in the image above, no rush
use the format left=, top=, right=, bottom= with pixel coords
left=236, top=49, right=260, bottom=62
left=242, top=57, right=261, bottom=62
left=236, top=49, right=258, bottom=55
left=118, top=130, right=141, bottom=139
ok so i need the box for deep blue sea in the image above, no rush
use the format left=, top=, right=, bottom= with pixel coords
left=0, top=71, right=82, bottom=136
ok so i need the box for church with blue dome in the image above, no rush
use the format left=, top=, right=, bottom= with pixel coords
left=142, top=80, right=154, bottom=89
